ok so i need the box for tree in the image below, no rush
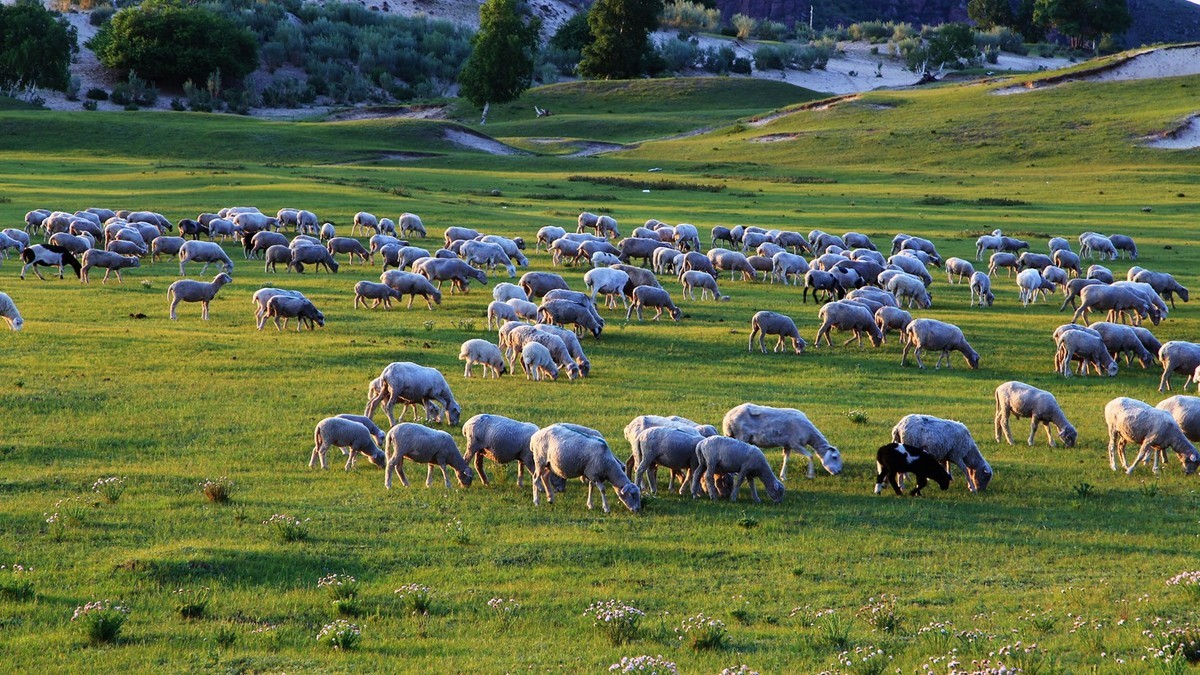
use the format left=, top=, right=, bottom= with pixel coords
left=551, top=11, right=594, bottom=52
left=578, top=0, right=663, bottom=79
left=904, top=23, right=980, bottom=77
left=0, top=0, right=74, bottom=94
left=967, top=0, right=1015, bottom=30
left=458, top=0, right=541, bottom=124
left=1033, top=0, right=1131, bottom=49
left=89, top=0, right=257, bottom=85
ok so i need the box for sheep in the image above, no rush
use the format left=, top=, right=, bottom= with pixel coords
left=1158, top=341, right=1200, bottom=392
left=266, top=295, right=325, bottom=331
left=707, top=248, right=757, bottom=282
left=891, top=414, right=992, bottom=491
left=463, top=240, right=517, bottom=278
left=888, top=254, right=934, bottom=286
left=414, top=257, right=487, bottom=294
left=542, top=290, right=606, bottom=333
left=815, top=301, right=883, bottom=348
left=520, top=341, right=559, bottom=381
left=722, top=402, right=841, bottom=481
left=746, top=311, right=803, bottom=354
left=842, top=231, right=873, bottom=251
left=583, top=267, right=630, bottom=309
left=146, top=236, right=184, bottom=263
left=1056, top=328, right=1118, bottom=377
left=967, top=271, right=995, bottom=308
left=106, top=240, right=147, bottom=258
left=533, top=226, right=566, bottom=251
left=350, top=280, right=399, bottom=310
left=394, top=212, right=424, bottom=239
left=1111, top=281, right=1168, bottom=325
left=848, top=248, right=885, bottom=265
left=460, top=414, right=546, bottom=488
left=250, top=288, right=305, bottom=327
left=323, top=237, right=370, bottom=266
left=673, top=223, right=701, bottom=251
left=1134, top=327, right=1163, bottom=363
left=492, top=282, right=529, bottom=304
left=1052, top=249, right=1082, bottom=277
left=899, top=236, right=941, bottom=264
left=1104, top=397, right=1200, bottom=475
left=1058, top=278, right=1105, bottom=311
left=167, top=273, right=232, bottom=320
left=1109, top=234, right=1137, bottom=259
left=176, top=240, right=234, bottom=277
left=19, top=243, right=82, bottom=281
left=576, top=213, right=620, bottom=239
left=630, top=426, right=705, bottom=495
left=1090, top=321, right=1155, bottom=368
left=540, top=298, right=605, bottom=336
left=691, top=436, right=784, bottom=503
left=1017, top=268, right=1055, bottom=306
left=507, top=298, right=539, bottom=321
left=651, top=246, right=681, bottom=275
left=518, top=271, right=569, bottom=300
left=549, top=238, right=582, bottom=266
left=873, top=306, right=911, bottom=342
left=811, top=231, right=847, bottom=252
left=1156, top=396, right=1200, bottom=444
left=47, top=232, right=93, bottom=255
left=1086, top=264, right=1114, bottom=283
left=529, top=423, right=640, bottom=513
left=350, top=212, right=378, bottom=237
left=1080, top=233, right=1118, bottom=260
left=801, top=269, right=844, bottom=304
left=625, top=285, right=681, bottom=322
left=944, top=257, right=975, bottom=283
left=504, top=326, right=581, bottom=380
left=458, top=338, right=508, bottom=378
left=311, top=417, right=387, bottom=471
left=384, top=423, right=474, bottom=489
left=885, top=273, right=932, bottom=309
left=0, top=292, right=22, bottom=331
left=370, top=271, right=437, bottom=310
left=710, top=226, right=735, bottom=248
left=993, top=381, right=1077, bottom=448
left=680, top=270, right=728, bottom=301
left=231, top=212, right=278, bottom=235
left=3, top=228, right=30, bottom=249
left=177, top=218, right=208, bottom=240
left=365, top=362, right=461, bottom=426
left=533, top=324, right=591, bottom=377
left=244, top=230, right=287, bottom=259
left=1131, top=269, right=1189, bottom=308
left=486, top=301, right=522, bottom=330
left=874, top=442, right=952, bottom=496
left=591, top=251, right=621, bottom=268
left=772, top=251, right=810, bottom=286
left=80, top=250, right=140, bottom=284
left=902, top=318, right=979, bottom=370
left=259, top=244, right=294, bottom=273
left=1071, top=285, right=1150, bottom=326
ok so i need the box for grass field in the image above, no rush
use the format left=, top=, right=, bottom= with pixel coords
left=2, top=71, right=1200, bottom=673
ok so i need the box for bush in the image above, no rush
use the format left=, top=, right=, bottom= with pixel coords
left=659, top=36, right=700, bottom=72
left=0, top=0, right=75, bottom=93
left=753, top=44, right=786, bottom=71
left=975, top=26, right=1027, bottom=55
left=260, top=77, right=315, bottom=108
left=731, top=13, right=754, bottom=39
left=849, top=20, right=892, bottom=43
left=796, top=42, right=831, bottom=70
left=72, top=600, right=129, bottom=645
left=550, top=11, right=593, bottom=52
left=82, top=99, right=97, bottom=110
left=730, top=55, right=752, bottom=74
left=659, top=0, right=720, bottom=33
left=89, top=5, right=114, bottom=26
left=85, top=87, right=108, bottom=100
left=753, top=19, right=788, bottom=41
left=109, top=71, right=157, bottom=106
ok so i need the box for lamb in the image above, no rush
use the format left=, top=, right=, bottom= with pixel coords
left=891, top=414, right=992, bottom=491
left=507, top=298, right=539, bottom=321
left=1155, top=396, right=1200, bottom=444
left=1131, top=269, right=1189, bottom=308
left=1017, top=268, right=1055, bottom=306
left=873, top=306, right=912, bottom=342
left=1080, top=233, right=1118, bottom=260
left=263, top=244, right=294, bottom=273
left=461, top=414, right=544, bottom=487
left=968, top=271, right=995, bottom=307
left=540, top=298, right=606, bottom=336
left=487, top=300, right=522, bottom=329
left=680, top=270, right=728, bottom=301
left=815, top=301, right=884, bottom=348
left=251, top=288, right=306, bottom=327
left=20, top=244, right=82, bottom=280
left=167, top=273, right=232, bottom=320
left=518, top=271, right=569, bottom=299
left=1070, top=285, right=1150, bottom=326
left=1109, top=234, right=1137, bottom=259
left=529, top=423, right=640, bottom=512
left=353, top=280, right=402, bottom=309
left=1104, top=397, right=1200, bottom=475
left=520, top=341, right=559, bottom=381
left=874, top=442, right=952, bottom=496
left=462, top=240, right=517, bottom=278
left=625, top=285, right=681, bottom=321
left=379, top=270, right=442, bottom=309
left=722, top=403, right=841, bottom=480
left=0, top=292, right=22, bottom=330
left=1055, top=328, right=1118, bottom=377
left=266, top=295, right=325, bottom=331
left=534, top=324, right=591, bottom=376
left=1087, top=264, right=1114, bottom=283
left=748, top=311, right=805, bottom=354
left=384, top=423, right=474, bottom=489
left=691, top=436, right=784, bottom=503
left=398, top=213, right=425, bottom=239
left=536, top=226, right=567, bottom=250
left=80, top=250, right=140, bottom=284
left=993, top=381, right=1077, bottom=448
left=504, top=326, right=580, bottom=380
left=492, top=282, right=529, bottom=304
left=1158, top=341, right=1200, bottom=392
left=458, top=338, right=508, bottom=378
left=944, top=257, right=975, bottom=284
left=583, top=267, right=630, bottom=309
left=885, top=273, right=932, bottom=309
left=351, top=212, right=379, bottom=237
left=591, top=251, right=621, bottom=267
left=902, top=318, right=980, bottom=370
left=365, top=361, right=461, bottom=426
left=1090, top=321, right=1155, bottom=368
left=631, top=426, right=706, bottom=495
left=1052, top=249, right=1082, bottom=277
left=311, top=416, right=387, bottom=471
left=414, top=257, right=487, bottom=294
left=803, top=269, right=845, bottom=304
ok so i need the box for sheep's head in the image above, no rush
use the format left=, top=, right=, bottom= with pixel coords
left=617, top=483, right=642, bottom=513
left=1181, top=449, right=1200, bottom=475
left=1059, top=425, right=1078, bottom=448
left=366, top=448, right=388, bottom=469
left=970, top=466, right=993, bottom=491
left=513, top=237, right=525, bottom=250
left=444, top=402, right=462, bottom=426
left=819, top=447, right=844, bottom=475
left=328, top=259, right=340, bottom=273
left=766, top=479, right=785, bottom=504
left=6, top=315, right=22, bottom=331
left=1103, top=359, right=1118, bottom=377
left=456, top=465, right=474, bottom=488
left=563, top=363, right=579, bottom=381
left=669, top=306, right=682, bottom=322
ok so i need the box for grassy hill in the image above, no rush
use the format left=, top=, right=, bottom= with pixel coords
left=1, top=72, right=1200, bottom=672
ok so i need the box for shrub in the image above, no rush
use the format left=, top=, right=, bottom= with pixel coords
left=91, top=476, right=126, bottom=503
left=659, top=0, right=720, bottom=32
left=174, top=587, right=211, bottom=620
left=200, top=477, right=234, bottom=503
left=89, top=5, right=115, bottom=26
left=610, top=655, right=679, bottom=673
left=753, top=20, right=788, bottom=41
left=316, top=619, right=361, bottom=651
left=975, top=26, right=1026, bottom=55
left=849, top=20, right=892, bottom=43
left=318, top=573, right=359, bottom=601
left=659, top=37, right=700, bottom=72
left=677, top=612, right=728, bottom=650
left=753, top=45, right=786, bottom=71
left=584, top=600, right=644, bottom=645
left=731, top=13, right=754, bottom=39
left=550, top=11, right=593, bottom=52
left=109, top=71, right=157, bottom=107
left=72, top=600, right=130, bottom=645
left=0, top=564, right=34, bottom=601
left=82, top=99, right=97, bottom=110
left=394, top=583, right=433, bottom=615
left=65, top=76, right=80, bottom=101
left=263, top=513, right=309, bottom=542
left=700, top=44, right=737, bottom=74
left=259, top=77, right=314, bottom=108
left=85, top=87, right=108, bottom=100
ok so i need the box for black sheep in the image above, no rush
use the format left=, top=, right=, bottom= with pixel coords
left=874, top=442, right=951, bottom=496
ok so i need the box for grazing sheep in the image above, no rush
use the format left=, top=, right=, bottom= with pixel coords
left=3, top=228, right=30, bottom=249
left=262, top=244, right=294, bottom=273
left=463, top=240, right=517, bottom=278
left=1109, top=234, right=1137, bottom=259
left=460, top=414, right=541, bottom=487
left=1058, top=277, right=1105, bottom=311
left=651, top=246, right=681, bottom=275
left=530, top=423, right=640, bottom=513
left=354, top=280, right=402, bottom=309
left=673, top=223, right=701, bottom=251
left=584, top=267, right=630, bottom=309
left=245, top=230, right=287, bottom=260
left=266, top=295, right=325, bottom=331
left=398, top=213, right=425, bottom=239
left=680, top=270, right=728, bottom=301
left=518, top=271, right=569, bottom=299
left=994, top=381, right=1077, bottom=447
left=626, top=285, right=681, bottom=321
left=802, top=269, right=845, bottom=304
left=0, top=292, right=23, bottom=331
left=1158, top=341, right=1200, bottom=392
left=1111, top=281, right=1168, bottom=325
left=899, top=236, right=941, bottom=264
left=1086, top=264, right=1114, bottom=283
left=167, top=273, right=232, bottom=320
left=885, top=273, right=932, bottom=309
left=710, top=226, right=735, bottom=248
left=843, top=231, right=874, bottom=251
left=1042, top=265, right=1068, bottom=292
left=1134, top=327, right=1163, bottom=363
left=1070, top=285, right=1150, bottom=326
left=631, top=426, right=705, bottom=495
left=149, top=236, right=185, bottom=263
left=1090, top=321, right=1155, bottom=368
left=288, top=243, right=339, bottom=274
left=251, top=288, right=306, bottom=327
left=351, top=212, right=379, bottom=237
left=1056, top=328, right=1118, bottom=377
left=968, top=271, right=995, bottom=307
left=520, top=341, right=558, bottom=381
left=384, top=423, right=474, bottom=489
left=815, top=301, right=883, bottom=348
left=532, top=324, right=591, bottom=376
left=492, top=282, right=529, bottom=304
left=617, top=236, right=667, bottom=266
left=891, top=414, right=992, bottom=491
left=944, top=257, right=975, bottom=284
left=1104, top=397, right=1200, bottom=475
left=414, top=257, right=487, bottom=294
left=1052, top=249, right=1082, bottom=277
left=540, top=298, right=606, bottom=336
left=1132, top=269, right=1189, bottom=308
left=692, top=436, right=784, bottom=503
left=748, top=310, right=805, bottom=354
left=319, top=222, right=336, bottom=241
left=379, top=270, right=442, bottom=309
left=365, top=362, right=461, bottom=426
left=542, top=289, right=606, bottom=329
left=47, top=232, right=93, bottom=256
left=874, top=442, right=952, bottom=496
left=80, top=250, right=140, bottom=284
left=176, top=241, right=234, bottom=277
left=326, top=237, right=371, bottom=266
left=707, top=248, right=758, bottom=282
left=1156, top=396, right=1200, bottom=444
left=487, top=301, right=522, bottom=330
left=873, top=306, right=912, bottom=343
left=311, top=416, right=387, bottom=471
left=722, top=402, right=841, bottom=479
left=106, top=240, right=147, bottom=257
left=458, top=338, right=507, bottom=378
left=1016, top=268, right=1054, bottom=306
left=504, top=325, right=580, bottom=380
left=902, top=318, right=980, bottom=370
left=535, top=226, right=566, bottom=250
left=772, top=251, right=810, bottom=286
left=507, top=298, right=539, bottom=321
left=1048, top=236, right=1071, bottom=253
left=1080, top=233, right=1118, bottom=260
left=549, top=238, right=582, bottom=266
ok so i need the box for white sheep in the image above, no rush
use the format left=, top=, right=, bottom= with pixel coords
left=994, top=381, right=1077, bottom=447
left=902, top=319, right=980, bottom=370
left=379, top=270, right=442, bottom=309
left=520, top=341, right=559, bottom=381
left=529, top=423, right=640, bottom=513
left=458, top=338, right=508, bottom=378
left=722, top=403, right=841, bottom=480
left=1158, top=341, right=1200, bottom=392
left=583, top=267, right=630, bottom=309
left=365, top=362, right=461, bottom=426
left=1104, top=397, right=1200, bottom=475
left=1156, top=396, right=1200, bottom=445
left=80, top=250, right=140, bottom=284
left=1056, top=328, right=1118, bottom=378
left=462, top=414, right=541, bottom=487
left=873, top=306, right=911, bottom=343
left=492, top=282, right=528, bottom=303
left=691, top=436, right=784, bottom=503
left=626, top=285, right=681, bottom=321
left=0, top=292, right=23, bottom=331
left=178, top=240, right=234, bottom=276
left=384, top=423, right=474, bottom=489
left=680, top=270, right=728, bottom=301
left=1016, top=268, right=1053, bottom=306
left=944, top=257, right=975, bottom=284
left=885, top=273, right=932, bottom=309
left=814, top=300, right=884, bottom=348
left=748, top=310, right=804, bottom=354
left=311, top=417, right=387, bottom=471
left=891, top=414, right=993, bottom=491
left=354, top=280, right=403, bottom=309
left=969, top=271, right=995, bottom=307
left=631, top=426, right=706, bottom=495
left=167, top=273, right=232, bottom=320
left=486, top=300, right=521, bottom=330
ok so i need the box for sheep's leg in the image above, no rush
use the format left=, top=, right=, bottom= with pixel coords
left=1107, top=427, right=1121, bottom=471
left=704, top=467, right=719, bottom=500
left=779, top=449, right=790, bottom=481
left=729, top=471, right=745, bottom=502
left=1044, top=422, right=1059, bottom=448
left=598, top=483, right=612, bottom=513
left=439, top=462, right=451, bottom=488
left=955, top=457, right=977, bottom=491
left=914, top=347, right=927, bottom=369
left=900, top=341, right=912, bottom=366
left=585, top=480, right=595, bottom=510
left=396, top=458, right=410, bottom=487
left=747, top=478, right=762, bottom=503
left=201, top=301, right=211, bottom=321
left=1126, top=441, right=1155, bottom=474
left=169, top=296, right=180, bottom=321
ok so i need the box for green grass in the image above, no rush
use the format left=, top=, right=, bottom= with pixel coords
left=2, top=66, right=1200, bottom=672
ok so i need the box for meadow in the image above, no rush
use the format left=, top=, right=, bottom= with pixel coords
left=1, top=69, right=1200, bottom=673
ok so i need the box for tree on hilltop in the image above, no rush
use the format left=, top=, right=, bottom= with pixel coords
left=0, top=0, right=74, bottom=95
left=458, top=0, right=542, bottom=124
left=578, top=0, right=663, bottom=79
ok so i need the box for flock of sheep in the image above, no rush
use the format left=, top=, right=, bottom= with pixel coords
left=6, top=205, right=1200, bottom=510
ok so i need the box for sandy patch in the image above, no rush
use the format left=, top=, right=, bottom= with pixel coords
left=750, top=133, right=799, bottom=142
left=995, top=44, right=1200, bottom=95
left=443, top=128, right=528, bottom=155
left=1144, top=114, right=1200, bottom=149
